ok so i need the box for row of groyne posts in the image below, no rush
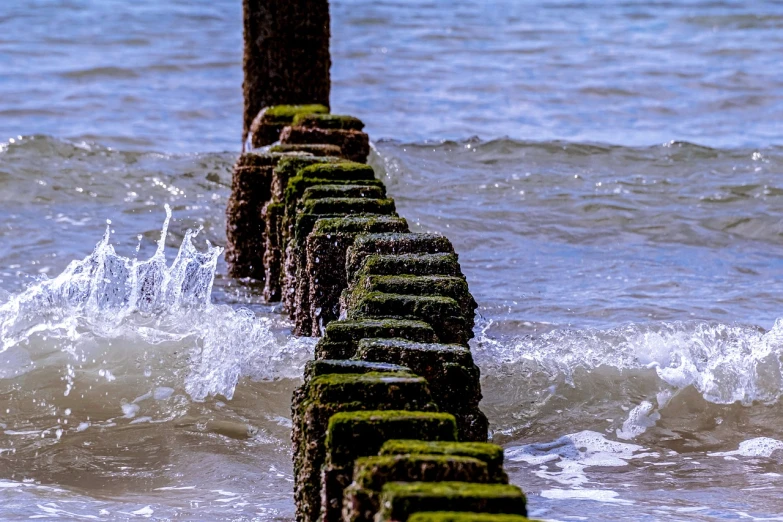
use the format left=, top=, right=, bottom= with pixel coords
left=227, top=2, right=535, bottom=521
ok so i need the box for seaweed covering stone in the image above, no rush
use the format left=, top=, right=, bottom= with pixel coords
left=315, top=319, right=438, bottom=360
left=343, top=455, right=490, bottom=522
left=354, top=339, right=487, bottom=441
left=293, top=113, right=365, bottom=131
left=249, top=105, right=329, bottom=148
left=280, top=124, right=371, bottom=163
left=269, top=143, right=343, bottom=157
left=380, top=440, right=507, bottom=483
left=322, top=411, right=458, bottom=522
left=377, top=482, right=527, bottom=522
left=408, top=513, right=537, bottom=522
left=292, top=374, right=436, bottom=522
left=346, top=292, right=470, bottom=345
left=348, top=253, right=463, bottom=287
left=304, top=216, right=410, bottom=335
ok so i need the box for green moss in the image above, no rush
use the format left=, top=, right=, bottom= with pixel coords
left=317, top=319, right=438, bottom=359
left=346, top=292, right=468, bottom=344
left=263, top=104, right=329, bottom=123
left=350, top=253, right=463, bottom=285
left=299, top=162, right=375, bottom=180
left=378, top=482, right=527, bottom=521
left=355, top=338, right=473, bottom=367
left=345, top=233, right=455, bottom=280
left=302, top=184, right=385, bottom=202
left=284, top=177, right=385, bottom=214
left=304, top=359, right=410, bottom=382
left=301, top=197, right=396, bottom=217
left=308, top=372, right=430, bottom=405
left=324, top=319, right=438, bottom=343
left=312, top=216, right=408, bottom=236
left=348, top=292, right=460, bottom=317
left=380, top=440, right=504, bottom=475
left=326, top=410, right=458, bottom=466
left=275, top=156, right=341, bottom=179
left=351, top=233, right=454, bottom=255
left=235, top=151, right=287, bottom=168
left=353, top=454, right=489, bottom=490
left=295, top=211, right=399, bottom=245
left=265, top=201, right=284, bottom=214
left=292, top=113, right=365, bottom=131
left=353, top=274, right=476, bottom=319
left=409, top=512, right=537, bottom=522
left=269, top=143, right=342, bottom=156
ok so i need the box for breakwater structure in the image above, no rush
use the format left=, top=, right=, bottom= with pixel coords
left=227, top=1, right=536, bottom=521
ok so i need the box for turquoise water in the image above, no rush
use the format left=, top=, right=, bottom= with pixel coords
left=1, top=1, right=783, bottom=519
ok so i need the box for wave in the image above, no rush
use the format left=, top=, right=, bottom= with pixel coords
left=474, top=317, right=783, bottom=441
left=0, top=207, right=312, bottom=440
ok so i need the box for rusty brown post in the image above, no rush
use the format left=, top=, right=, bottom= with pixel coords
left=242, top=0, right=331, bottom=145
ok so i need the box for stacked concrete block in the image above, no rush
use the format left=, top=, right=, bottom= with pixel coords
left=323, top=411, right=458, bottom=522
left=379, top=440, right=508, bottom=484
left=409, top=514, right=536, bottom=522
left=343, top=454, right=491, bottom=522
left=280, top=113, right=370, bottom=163
left=248, top=104, right=328, bottom=149
left=270, top=143, right=343, bottom=157
left=355, top=340, right=488, bottom=442
left=376, top=482, right=527, bottom=522
left=291, top=368, right=437, bottom=522
left=225, top=152, right=293, bottom=280
left=306, top=217, right=415, bottom=336
left=225, top=105, right=530, bottom=522
left=315, top=319, right=438, bottom=360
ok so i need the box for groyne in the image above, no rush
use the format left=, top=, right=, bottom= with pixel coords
left=226, top=109, right=535, bottom=521
left=229, top=2, right=535, bottom=521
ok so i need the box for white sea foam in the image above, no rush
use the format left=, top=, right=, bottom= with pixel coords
left=475, top=317, right=783, bottom=439
left=506, top=430, right=656, bottom=488
left=540, top=488, right=633, bottom=505
left=0, top=207, right=313, bottom=406
left=709, top=437, right=783, bottom=459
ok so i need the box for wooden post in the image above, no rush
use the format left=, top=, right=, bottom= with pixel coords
left=242, top=0, right=331, bottom=145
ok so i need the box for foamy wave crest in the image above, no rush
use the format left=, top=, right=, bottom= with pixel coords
left=475, top=318, right=783, bottom=407
left=475, top=318, right=783, bottom=440
left=0, top=206, right=311, bottom=402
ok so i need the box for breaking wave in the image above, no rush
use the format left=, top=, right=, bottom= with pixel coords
left=474, top=318, right=783, bottom=441
left=0, top=206, right=311, bottom=424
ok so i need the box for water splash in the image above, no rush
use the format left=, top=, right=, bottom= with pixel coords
left=0, top=207, right=312, bottom=405
left=474, top=317, right=783, bottom=440
left=475, top=318, right=783, bottom=407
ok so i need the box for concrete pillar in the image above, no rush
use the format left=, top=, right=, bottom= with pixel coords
left=242, top=0, right=331, bottom=145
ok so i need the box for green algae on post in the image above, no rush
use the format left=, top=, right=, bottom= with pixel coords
left=353, top=454, right=490, bottom=490
left=380, top=439, right=507, bottom=483
left=377, top=481, right=528, bottom=522
left=315, top=318, right=438, bottom=359
left=302, top=184, right=385, bottom=202
left=292, top=373, right=436, bottom=522
left=280, top=125, right=371, bottom=163
left=292, top=113, right=365, bottom=131
left=263, top=104, right=330, bottom=123
left=344, top=455, right=491, bottom=522
left=348, top=253, right=464, bottom=286
left=346, top=292, right=470, bottom=345
left=408, top=513, right=538, bottom=522
left=269, top=143, right=343, bottom=157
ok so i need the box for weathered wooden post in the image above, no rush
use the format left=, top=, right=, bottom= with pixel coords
left=242, top=0, right=332, bottom=146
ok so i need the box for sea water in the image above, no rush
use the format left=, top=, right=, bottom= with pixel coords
left=1, top=1, right=783, bottom=520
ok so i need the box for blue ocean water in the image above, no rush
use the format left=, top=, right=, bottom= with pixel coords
left=0, top=1, right=782, bottom=520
